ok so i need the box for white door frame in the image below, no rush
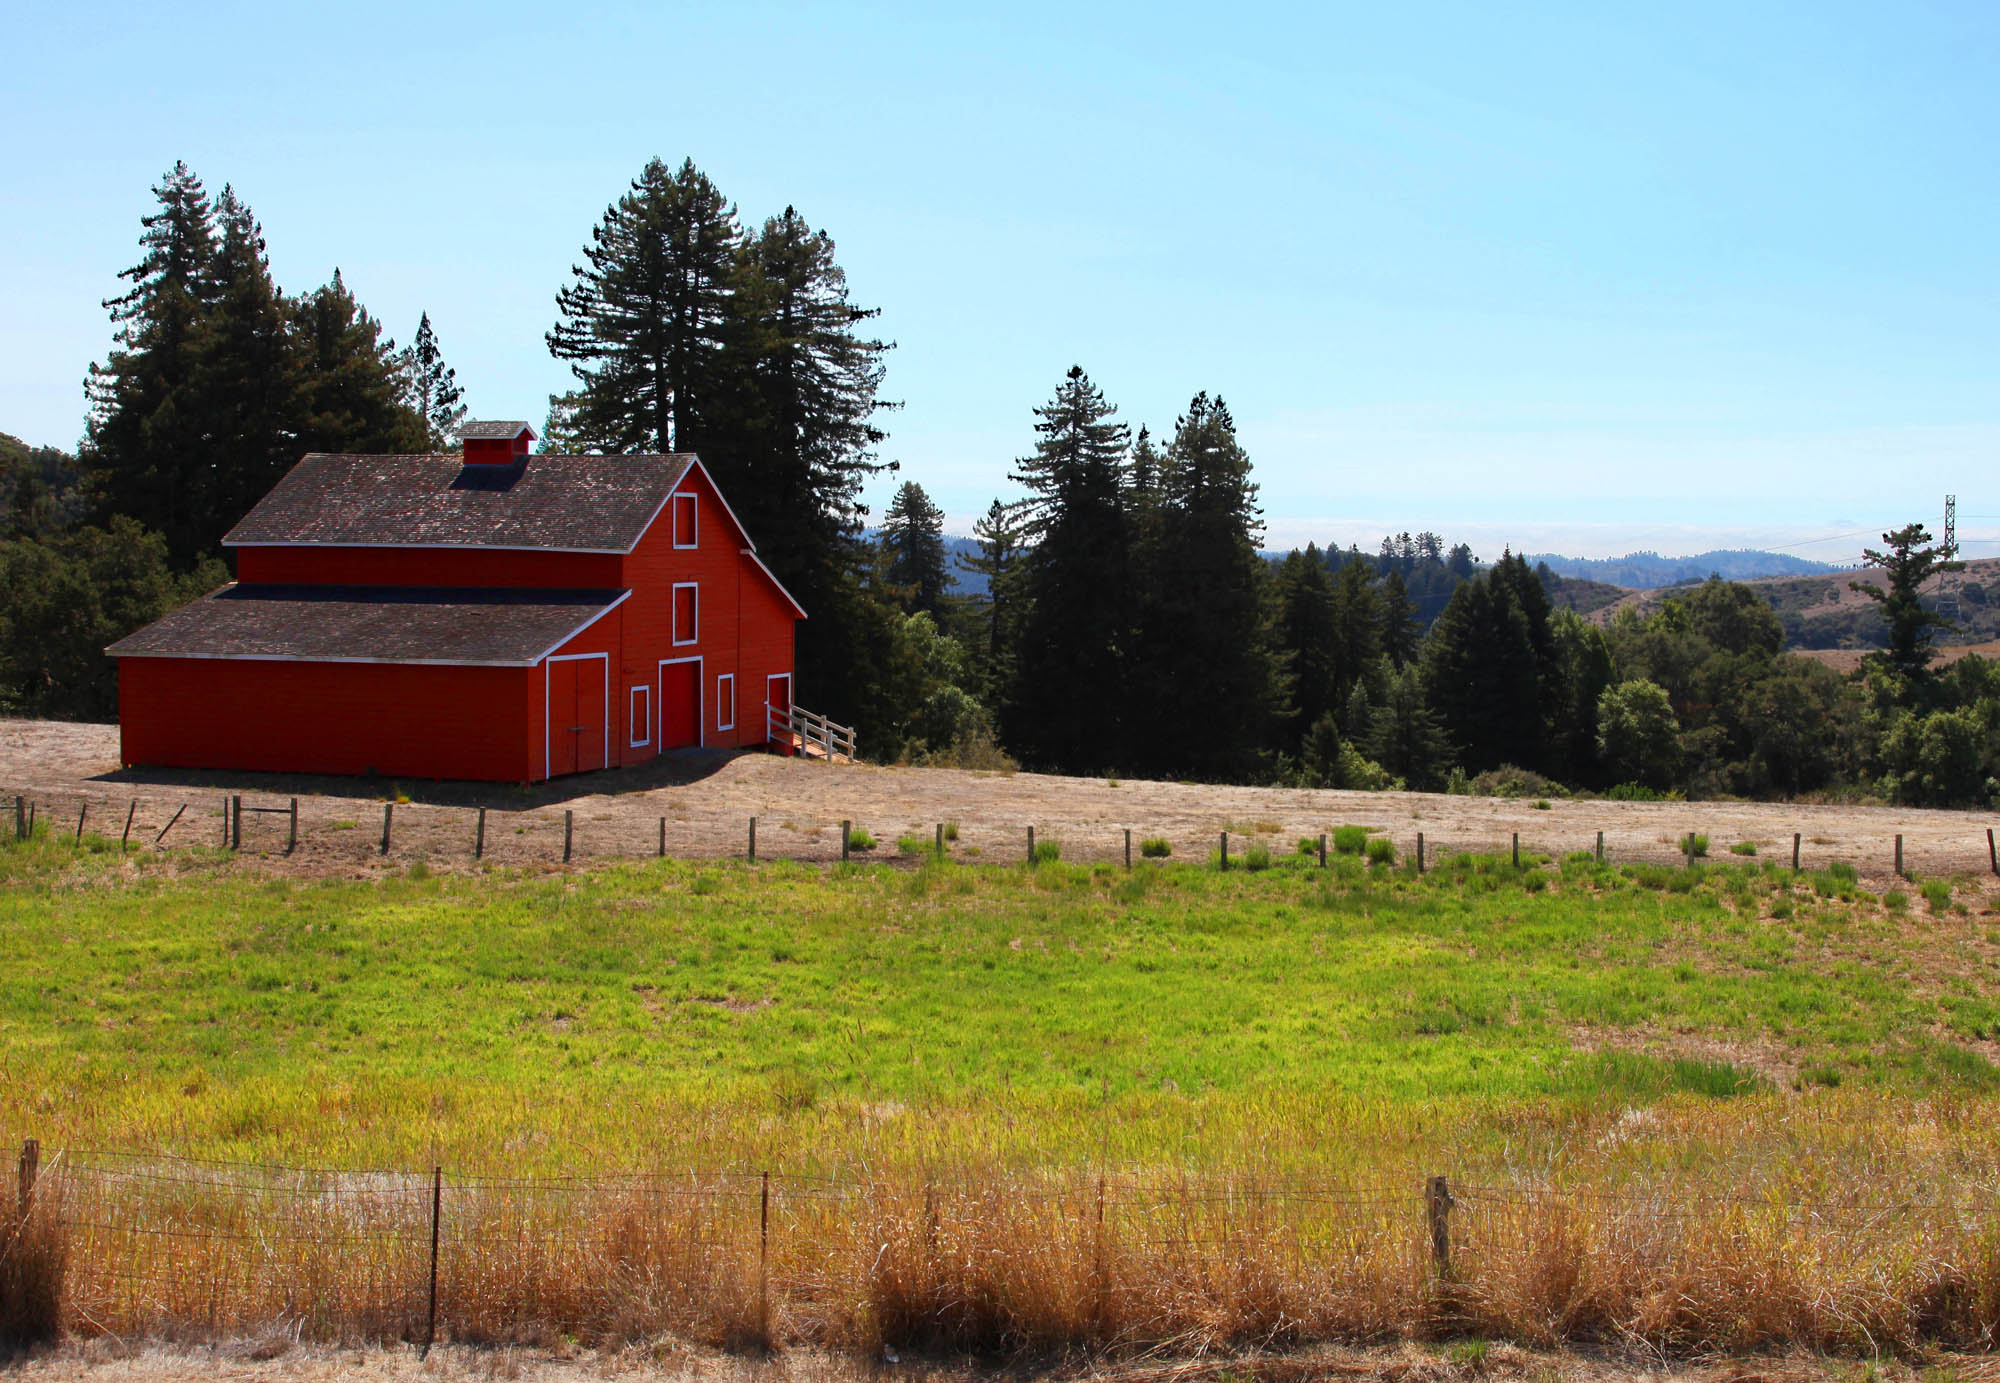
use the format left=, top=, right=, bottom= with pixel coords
left=543, top=651, right=610, bottom=780
left=658, top=655, right=704, bottom=749
left=765, top=672, right=792, bottom=742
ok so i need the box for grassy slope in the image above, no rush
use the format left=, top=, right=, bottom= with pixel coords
left=3, top=834, right=1998, bottom=1170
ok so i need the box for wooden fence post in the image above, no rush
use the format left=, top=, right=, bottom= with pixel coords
left=122, top=799, right=137, bottom=852
left=423, top=1164, right=442, bottom=1358
left=1989, top=827, right=1997, bottom=877
left=1025, top=825, right=1034, bottom=863
left=155, top=802, right=186, bottom=845
left=287, top=799, right=298, bottom=854
left=759, top=1170, right=771, bottom=1343
left=563, top=810, right=574, bottom=863
left=748, top=816, right=757, bottom=863
left=474, top=808, right=486, bottom=860
left=1219, top=831, right=1229, bottom=870
left=843, top=819, right=853, bottom=862
left=1123, top=828, right=1131, bottom=869
left=1895, top=834, right=1904, bottom=879
left=1417, top=832, right=1425, bottom=874
left=1511, top=832, right=1519, bottom=868
left=1318, top=832, right=1327, bottom=868
left=1793, top=832, right=1801, bottom=871
left=658, top=816, right=666, bottom=858
left=18, top=1137, right=38, bottom=1216
left=380, top=802, right=393, bottom=856
left=231, top=795, right=242, bottom=850
left=75, top=801, right=87, bottom=844
left=1425, top=1175, right=1453, bottom=1277
left=220, top=797, right=228, bottom=847
left=1595, top=830, right=1604, bottom=864
left=937, top=822, right=946, bottom=859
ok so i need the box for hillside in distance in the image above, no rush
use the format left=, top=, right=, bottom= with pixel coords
left=1523, top=549, right=1838, bottom=588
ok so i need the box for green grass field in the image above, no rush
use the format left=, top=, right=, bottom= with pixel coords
left=3, top=832, right=1997, bottom=1171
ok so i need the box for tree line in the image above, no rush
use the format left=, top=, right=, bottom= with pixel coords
left=6, top=157, right=1995, bottom=808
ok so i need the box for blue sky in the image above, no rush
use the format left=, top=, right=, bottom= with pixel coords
left=6, top=1, right=1998, bottom=561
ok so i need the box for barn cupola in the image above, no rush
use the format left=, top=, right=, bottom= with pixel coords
left=456, top=420, right=536, bottom=464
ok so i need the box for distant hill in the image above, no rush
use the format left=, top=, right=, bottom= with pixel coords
left=1522, top=550, right=1838, bottom=588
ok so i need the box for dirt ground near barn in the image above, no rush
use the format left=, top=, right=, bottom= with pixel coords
left=1, top=718, right=1995, bottom=885
left=8, top=1340, right=1995, bottom=1383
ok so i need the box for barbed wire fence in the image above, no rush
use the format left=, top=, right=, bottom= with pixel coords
left=9, top=1142, right=2000, bottom=1352
left=7, top=789, right=2000, bottom=882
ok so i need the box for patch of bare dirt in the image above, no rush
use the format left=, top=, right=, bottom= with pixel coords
left=7, top=1340, right=1990, bottom=1383
left=2, top=719, right=1997, bottom=888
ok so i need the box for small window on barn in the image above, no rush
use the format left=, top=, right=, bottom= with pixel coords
left=629, top=685, right=651, bottom=747
left=717, top=674, right=735, bottom=731
left=672, top=583, right=698, bottom=646
left=672, top=492, right=697, bottom=549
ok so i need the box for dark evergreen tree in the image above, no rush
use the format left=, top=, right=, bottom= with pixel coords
left=1329, top=557, right=1381, bottom=728
left=1365, top=663, right=1452, bottom=789
left=1446, top=542, right=1476, bottom=580
left=81, top=161, right=219, bottom=566
left=546, top=157, right=743, bottom=454
left=1852, top=523, right=1964, bottom=695
left=879, top=480, right=949, bottom=616
left=292, top=270, right=427, bottom=457
left=719, top=205, right=894, bottom=739
left=1380, top=568, right=1420, bottom=668
left=1131, top=393, right=1283, bottom=779
left=198, top=187, right=300, bottom=547
left=1424, top=574, right=1541, bottom=773
left=958, top=499, right=1027, bottom=700
left=398, top=311, right=466, bottom=448
left=1274, top=546, right=1339, bottom=754
left=1004, top=367, right=1132, bottom=772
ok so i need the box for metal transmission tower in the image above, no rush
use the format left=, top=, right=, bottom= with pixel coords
left=1938, top=494, right=1960, bottom=621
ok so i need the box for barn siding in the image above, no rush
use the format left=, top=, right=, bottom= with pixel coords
left=236, top=546, right=623, bottom=589
left=118, top=657, right=538, bottom=781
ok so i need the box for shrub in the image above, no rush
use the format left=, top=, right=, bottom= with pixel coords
left=943, top=821, right=960, bottom=842
left=1730, top=841, right=1757, bottom=856
left=1031, top=839, right=1061, bottom=865
left=845, top=827, right=876, bottom=851
left=1332, top=825, right=1369, bottom=855
left=1139, top=837, right=1171, bottom=859
left=1828, top=861, right=1858, bottom=884
left=1295, top=836, right=1319, bottom=856
left=1606, top=782, right=1666, bottom=802
left=1531, top=798, right=1551, bottom=810
left=1922, top=879, right=1953, bottom=914
left=1244, top=845, right=1273, bottom=871
left=1467, top=765, right=1570, bottom=800
left=1364, top=837, right=1396, bottom=865
left=896, top=834, right=930, bottom=856
left=1884, top=889, right=1909, bottom=913
left=1687, top=833, right=1710, bottom=858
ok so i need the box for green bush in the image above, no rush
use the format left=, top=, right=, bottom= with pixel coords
left=942, top=821, right=960, bottom=842
left=1687, top=833, right=1710, bottom=858
left=845, top=826, right=876, bottom=851
left=896, top=834, right=930, bottom=856
left=1467, top=765, right=1570, bottom=800
left=1884, top=889, right=1908, bottom=912
left=1730, top=841, right=1757, bottom=856
left=1364, top=837, right=1396, bottom=866
left=1295, top=836, right=1319, bottom=856
left=1244, top=845, right=1273, bottom=871
left=1922, top=879, right=1953, bottom=914
left=1606, top=782, right=1666, bottom=802
left=1332, top=825, right=1369, bottom=855
left=1031, top=839, right=1061, bottom=864
left=1828, top=861, right=1858, bottom=884
left=1139, top=837, right=1171, bottom=859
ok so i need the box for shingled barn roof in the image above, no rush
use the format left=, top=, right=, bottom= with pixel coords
left=107, top=584, right=630, bottom=665
left=222, top=452, right=697, bottom=552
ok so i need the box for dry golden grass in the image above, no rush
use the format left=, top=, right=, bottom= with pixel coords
left=12, top=1093, right=2000, bottom=1359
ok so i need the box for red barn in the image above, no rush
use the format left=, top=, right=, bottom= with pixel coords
left=107, top=421, right=807, bottom=782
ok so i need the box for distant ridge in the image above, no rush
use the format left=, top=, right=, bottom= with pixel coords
left=1522, top=549, right=1840, bottom=589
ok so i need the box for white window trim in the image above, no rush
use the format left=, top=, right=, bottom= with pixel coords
left=543, top=651, right=610, bottom=781
left=629, top=684, right=652, bottom=747
left=671, top=582, right=699, bottom=646
left=671, top=491, right=698, bottom=549
left=657, top=655, right=704, bottom=749
left=716, top=674, right=736, bottom=732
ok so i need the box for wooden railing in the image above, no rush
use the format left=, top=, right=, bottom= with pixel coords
left=766, top=702, right=857, bottom=764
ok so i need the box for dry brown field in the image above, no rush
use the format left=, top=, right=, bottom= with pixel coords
left=2, top=719, right=1995, bottom=886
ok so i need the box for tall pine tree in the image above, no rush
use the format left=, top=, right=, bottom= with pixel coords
left=198, top=186, right=299, bottom=546
left=958, top=499, right=1027, bottom=702
left=879, top=480, right=949, bottom=616
left=546, top=157, right=743, bottom=454
left=1130, top=394, right=1283, bottom=780
left=1273, top=546, right=1339, bottom=755
left=82, top=161, right=219, bottom=566
left=293, top=270, right=427, bottom=457
left=1004, top=367, right=1133, bottom=772
left=398, top=311, right=466, bottom=448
